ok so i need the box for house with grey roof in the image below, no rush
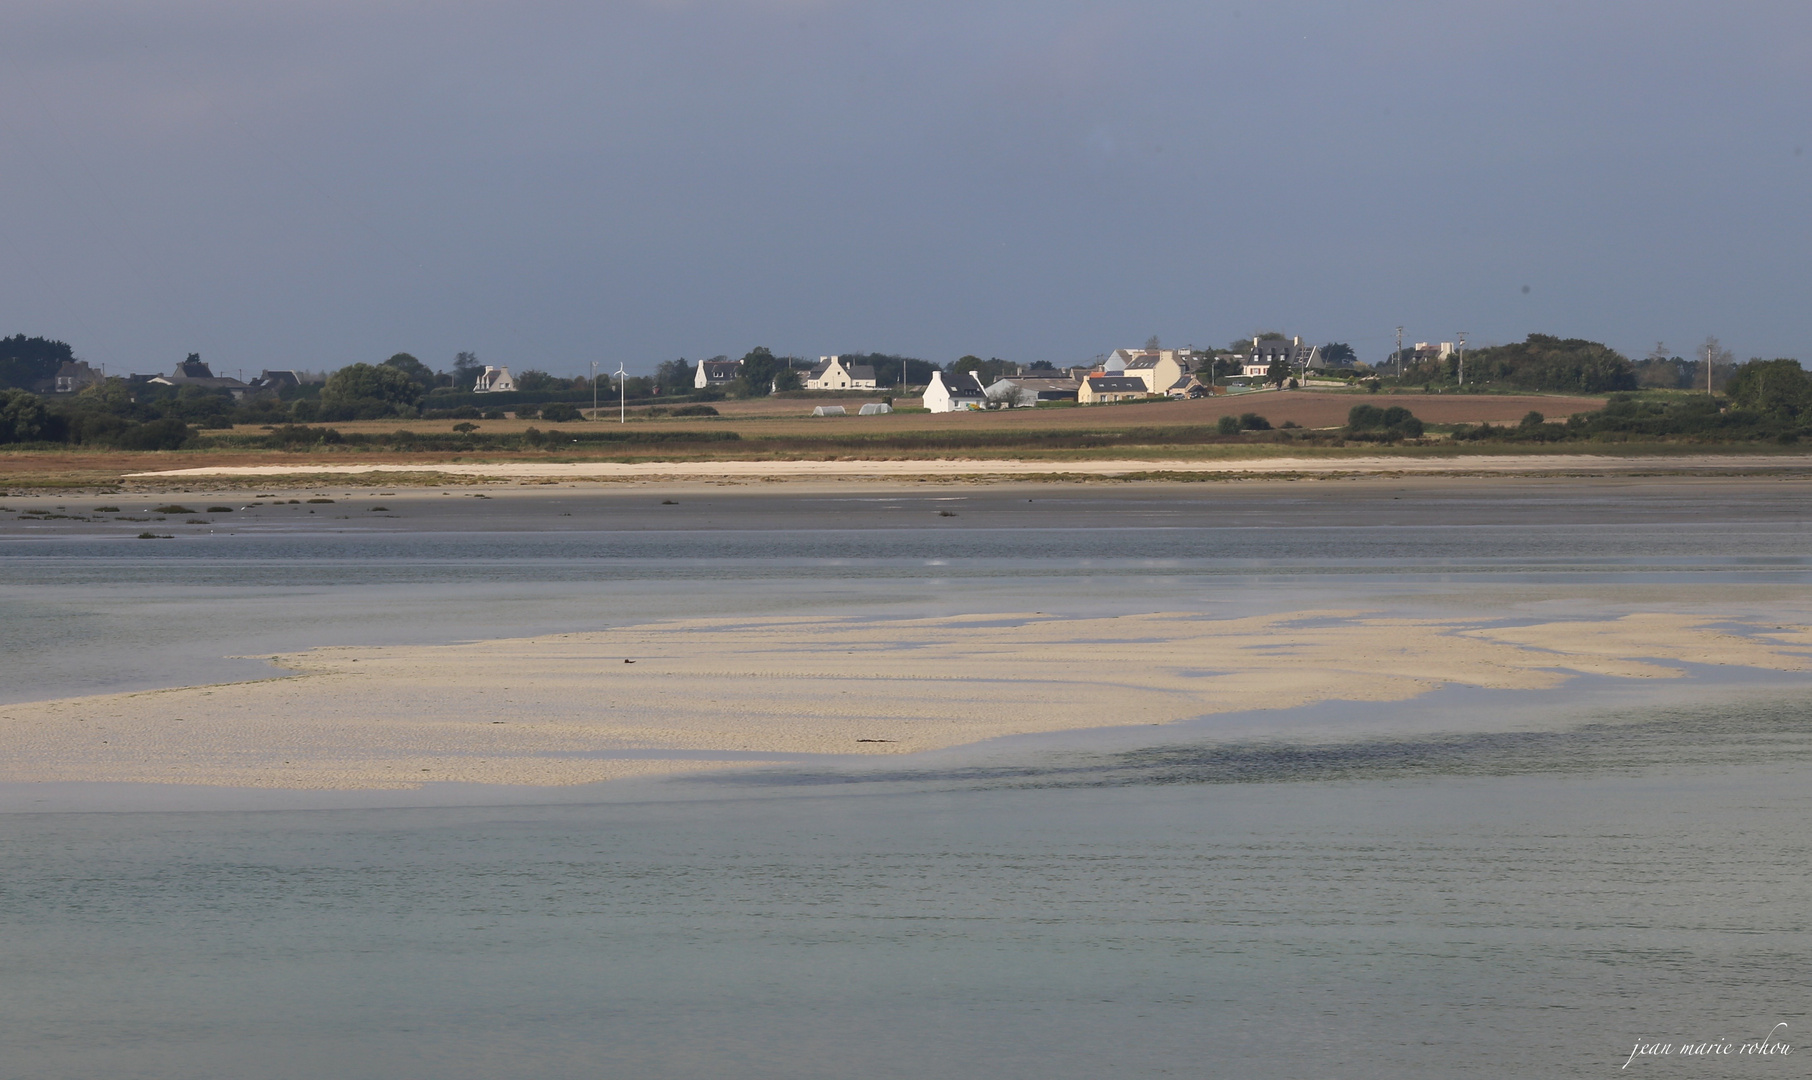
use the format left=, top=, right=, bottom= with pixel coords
left=1236, top=337, right=1320, bottom=379
left=804, top=355, right=878, bottom=390
left=1078, top=375, right=1150, bottom=404
left=923, top=370, right=988, bottom=412
left=983, top=375, right=1080, bottom=407
left=694, top=358, right=742, bottom=389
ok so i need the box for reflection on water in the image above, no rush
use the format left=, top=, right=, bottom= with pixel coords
left=4, top=731, right=1808, bottom=1080
left=716, top=695, right=1812, bottom=790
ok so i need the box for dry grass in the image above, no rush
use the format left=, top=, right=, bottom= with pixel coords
left=279, top=389, right=1604, bottom=439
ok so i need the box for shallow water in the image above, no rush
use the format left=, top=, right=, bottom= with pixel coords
left=5, top=759, right=1808, bottom=1079
left=4, top=484, right=1810, bottom=1077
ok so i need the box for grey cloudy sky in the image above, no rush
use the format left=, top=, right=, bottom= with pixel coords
left=3, top=0, right=1807, bottom=377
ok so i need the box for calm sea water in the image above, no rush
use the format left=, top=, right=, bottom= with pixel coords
left=4, top=493, right=1810, bottom=1078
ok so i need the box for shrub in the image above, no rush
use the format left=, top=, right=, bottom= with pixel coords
left=153, top=504, right=197, bottom=514
left=671, top=404, right=720, bottom=417
left=1346, top=404, right=1423, bottom=439
left=1216, top=415, right=1240, bottom=435
left=107, top=418, right=193, bottom=450
left=0, top=389, right=52, bottom=443
left=1239, top=413, right=1271, bottom=431
left=539, top=402, right=582, bottom=422
left=265, top=425, right=344, bottom=446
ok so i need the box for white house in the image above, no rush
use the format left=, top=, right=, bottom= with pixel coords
left=1237, top=337, right=1318, bottom=379
left=473, top=366, right=516, bottom=393
left=804, top=356, right=878, bottom=390
left=694, top=358, right=743, bottom=389
left=922, top=370, right=987, bottom=413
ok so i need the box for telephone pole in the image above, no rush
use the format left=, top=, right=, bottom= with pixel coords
left=1456, top=332, right=1467, bottom=388
left=615, top=362, right=627, bottom=423
left=1394, top=326, right=1404, bottom=378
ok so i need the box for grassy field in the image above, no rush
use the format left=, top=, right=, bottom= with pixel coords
left=7, top=388, right=1807, bottom=493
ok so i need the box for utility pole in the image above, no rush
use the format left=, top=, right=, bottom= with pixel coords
left=591, top=361, right=598, bottom=420
left=615, top=362, right=627, bottom=423
left=1456, top=332, right=1467, bottom=388
left=1394, top=326, right=1404, bottom=379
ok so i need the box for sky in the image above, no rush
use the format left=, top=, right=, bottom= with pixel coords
left=2, top=0, right=1808, bottom=378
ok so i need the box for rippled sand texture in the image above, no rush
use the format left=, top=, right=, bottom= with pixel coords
left=4, top=611, right=1810, bottom=789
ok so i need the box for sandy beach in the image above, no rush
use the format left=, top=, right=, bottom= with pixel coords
left=126, top=452, right=1812, bottom=482
left=5, top=609, right=1808, bottom=790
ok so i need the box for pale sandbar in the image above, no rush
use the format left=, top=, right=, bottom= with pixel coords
left=4, top=611, right=1809, bottom=790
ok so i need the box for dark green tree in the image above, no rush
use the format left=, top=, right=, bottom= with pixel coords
left=321, top=363, right=422, bottom=417
left=1319, top=342, right=1357, bottom=365
left=654, top=358, right=695, bottom=393
left=381, top=352, right=436, bottom=392
left=512, top=369, right=563, bottom=393
left=452, top=351, right=485, bottom=389
left=1455, top=334, right=1635, bottom=392
left=732, top=347, right=781, bottom=396
left=1727, top=358, right=1812, bottom=420
left=0, top=335, right=75, bottom=391
left=0, top=388, right=52, bottom=442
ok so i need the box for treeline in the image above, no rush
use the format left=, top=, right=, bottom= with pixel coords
left=208, top=426, right=742, bottom=451
left=1390, top=334, right=1636, bottom=392
left=1456, top=359, right=1812, bottom=444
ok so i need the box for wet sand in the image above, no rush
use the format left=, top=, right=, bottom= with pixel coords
left=6, top=473, right=1810, bottom=538
left=7, top=475, right=1810, bottom=793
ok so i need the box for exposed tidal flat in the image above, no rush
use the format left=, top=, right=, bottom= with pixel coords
left=3, top=478, right=1811, bottom=1078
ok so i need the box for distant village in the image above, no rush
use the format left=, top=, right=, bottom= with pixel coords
left=10, top=329, right=1790, bottom=452
left=17, top=334, right=1394, bottom=415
